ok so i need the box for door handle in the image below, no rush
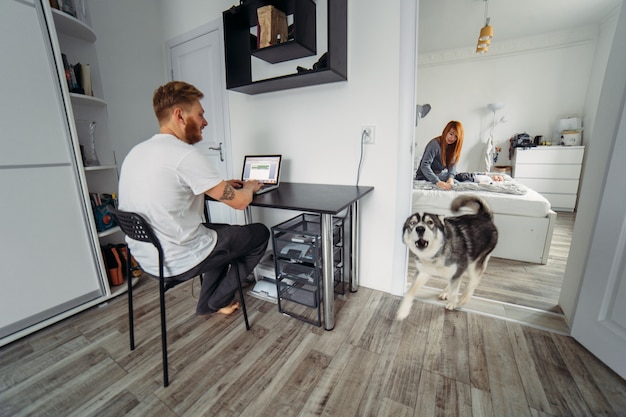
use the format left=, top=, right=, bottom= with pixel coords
left=208, top=142, right=224, bottom=161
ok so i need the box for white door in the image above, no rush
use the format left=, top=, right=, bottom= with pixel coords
left=168, top=22, right=237, bottom=224
left=571, top=102, right=626, bottom=380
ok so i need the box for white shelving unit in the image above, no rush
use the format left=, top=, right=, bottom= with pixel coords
left=52, top=7, right=126, bottom=291
left=0, top=1, right=132, bottom=346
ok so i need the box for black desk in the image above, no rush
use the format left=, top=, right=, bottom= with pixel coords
left=246, top=182, right=374, bottom=330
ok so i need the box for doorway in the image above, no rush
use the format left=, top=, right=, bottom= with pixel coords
left=406, top=211, right=573, bottom=311
left=166, top=20, right=237, bottom=225
left=405, top=203, right=573, bottom=334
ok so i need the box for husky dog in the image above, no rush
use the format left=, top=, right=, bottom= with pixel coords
left=396, top=195, right=498, bottom=320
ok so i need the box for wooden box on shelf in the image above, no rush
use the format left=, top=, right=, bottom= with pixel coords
left=257, top=5, right=288, bottom=49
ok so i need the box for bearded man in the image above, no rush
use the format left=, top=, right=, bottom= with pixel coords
left=118, top=81, right=269, bottom=316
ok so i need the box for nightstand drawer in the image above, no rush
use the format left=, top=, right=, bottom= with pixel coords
left=514, top=164, right=582, bottom=179
left=514, top=146, right=584, bottom=164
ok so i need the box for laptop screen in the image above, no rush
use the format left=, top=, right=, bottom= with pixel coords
left=241, top=155, right=282, bottom=185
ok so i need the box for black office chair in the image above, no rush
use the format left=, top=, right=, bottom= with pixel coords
left=109, top=208, right=250, bottom=387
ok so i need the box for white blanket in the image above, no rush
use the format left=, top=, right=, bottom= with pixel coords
left=412, top=179, right=552, bottom=218
left=412, top=179, right=527, bottom=195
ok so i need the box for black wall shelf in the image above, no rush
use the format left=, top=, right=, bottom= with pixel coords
left=223, top=0, right=347, bottom=95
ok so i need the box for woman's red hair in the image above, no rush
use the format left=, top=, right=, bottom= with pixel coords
left=439, top=120, right=464, bottom=168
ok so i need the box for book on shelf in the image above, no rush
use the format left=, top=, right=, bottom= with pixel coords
left=59, top=0, right=77, bottom=18
left=55, top=0, right=90, bottom=25
left=89, top=192, right=117, bottom=208
left=61, top=53, right=72, bottom=91
left=68, top=63, right=81, bottom=94
left=73, top=63, right=83, bottom=94
left=61, top=54, right=93, bottom=96
left=89, top=192, right=118, bottom=232
left=81, top=63, right=92, bottom=96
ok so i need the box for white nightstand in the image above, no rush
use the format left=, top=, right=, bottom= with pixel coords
left=512, top=146, right=585, bottom=211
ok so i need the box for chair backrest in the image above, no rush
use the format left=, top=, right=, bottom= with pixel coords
left=109, top=209, right=163, bottom=256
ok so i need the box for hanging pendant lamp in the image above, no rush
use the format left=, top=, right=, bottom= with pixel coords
left=476, top=0, right=493, bottom=54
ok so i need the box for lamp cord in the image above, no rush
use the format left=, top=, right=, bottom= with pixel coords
left=484, top=0, right=489, bottom=25
left=356, top=130, right=366, bottom=186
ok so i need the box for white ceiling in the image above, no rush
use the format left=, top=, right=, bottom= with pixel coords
left=418, top=0, right=622, bottom=53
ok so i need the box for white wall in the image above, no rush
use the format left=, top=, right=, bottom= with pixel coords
left=415, top=29, right=597, bottom=173
left=88, top=0, right=167, bottom=167
left=562, top=7, right=623, bottom=321
left=228, top=0, right=409, bottom=294
left=92, top=0, right=416, bottom=294
left=581, top=11, right=621, bottom=160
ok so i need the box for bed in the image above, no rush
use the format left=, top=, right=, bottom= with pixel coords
left=411, top=174, right=557, bottom=264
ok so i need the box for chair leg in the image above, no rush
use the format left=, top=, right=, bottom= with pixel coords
left=159, top=276, right=169, bottom=387
left=234, top=265, right=250, bottom=331
left=127, top=246, right=135, bottom=351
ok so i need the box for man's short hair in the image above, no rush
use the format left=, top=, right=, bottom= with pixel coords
left=153, top=81, right=204, bottom=123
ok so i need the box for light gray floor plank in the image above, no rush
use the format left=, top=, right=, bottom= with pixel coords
left=1, top=274, right=625, bottom=417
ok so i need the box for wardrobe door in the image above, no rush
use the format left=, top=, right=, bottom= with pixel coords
left=0, top=0, right=104, bottom=340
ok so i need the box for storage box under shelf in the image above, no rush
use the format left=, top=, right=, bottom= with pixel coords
left=249, top=251, right=278, bottom=303
left=278, top=279, right=319, bottom=308
left=276, top=259, right=316, bottom=284
left=271, top=213, right=344, bottom=326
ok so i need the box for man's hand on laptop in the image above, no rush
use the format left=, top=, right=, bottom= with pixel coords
left=228, top=179, right=262, bottom=193
left=227, top=179, right=263, bottom=193
left=227, top=179, right=244, bottom=189
left=243, top=179, right=263, bottom=193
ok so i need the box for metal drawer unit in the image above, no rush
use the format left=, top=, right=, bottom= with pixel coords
left=271, top=213, right=344, bottom=326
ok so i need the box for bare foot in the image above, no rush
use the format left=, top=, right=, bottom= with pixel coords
left=217, top=300, right=240, bottom=315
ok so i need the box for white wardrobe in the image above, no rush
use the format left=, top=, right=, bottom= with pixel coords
left=0, top=0, right=121, bottom=345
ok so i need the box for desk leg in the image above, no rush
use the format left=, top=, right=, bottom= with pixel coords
left=321, top=213, right=335, bottom=330
left=350, top=200, right=360, bottom=292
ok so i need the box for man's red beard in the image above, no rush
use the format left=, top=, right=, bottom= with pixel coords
left=183, top=117, right=203, bottom=144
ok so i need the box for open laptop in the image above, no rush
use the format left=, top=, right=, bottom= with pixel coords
left=241, top=154, right=282, bottom=194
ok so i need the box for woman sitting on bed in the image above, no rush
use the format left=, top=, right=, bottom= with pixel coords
left=415, top=120, right=464, bottom=190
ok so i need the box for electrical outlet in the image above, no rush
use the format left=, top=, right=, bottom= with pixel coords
left=362, top=126, right=375, bottom=144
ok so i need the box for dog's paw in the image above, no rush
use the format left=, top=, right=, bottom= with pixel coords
left=458, top=294, right=471, bottom=306
left=396, top=298, right=413, bottom=321
left=438, top=291, right=449, bottom=300
left=445, top=302, right=458, bottom=311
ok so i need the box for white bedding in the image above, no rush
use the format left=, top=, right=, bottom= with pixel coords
left=412, top=178, right=552, bottom=218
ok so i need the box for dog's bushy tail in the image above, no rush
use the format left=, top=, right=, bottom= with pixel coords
left=450, top=195, right=493, bottom=219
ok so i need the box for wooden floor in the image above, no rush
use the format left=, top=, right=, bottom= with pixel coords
left=1, top=275, right=626, bottom=417
left=408, top=212, right=575, bottom=334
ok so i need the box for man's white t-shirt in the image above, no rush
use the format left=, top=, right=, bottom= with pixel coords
left=118, top=134, right=222, bottom=277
